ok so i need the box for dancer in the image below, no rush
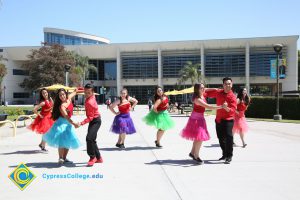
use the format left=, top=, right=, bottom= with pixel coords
left=28, top=88, right=54, bottom=151
left=109, top=88, right=138, bottom=148
left=181, top=83, right=226, bottom=164
left=233, top=88, right=250, bottom=148
left=205, top=77, right=237, bottom=164
left=143, top=86, right=175, bottom=148
left=43, top=88, right=80, bottom=164
left=75, top=84, right=102, bottom=167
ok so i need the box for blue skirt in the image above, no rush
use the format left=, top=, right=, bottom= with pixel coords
left=43, top=117, right=81, bottom=149
left=110, top=113, right=136, bottom=134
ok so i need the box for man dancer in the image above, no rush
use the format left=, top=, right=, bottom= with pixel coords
left=205, top=77, right=237, bottom=164
left=76, top=84, right=102, bottom=167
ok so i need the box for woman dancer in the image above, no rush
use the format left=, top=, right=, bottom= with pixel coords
left=143, top=86, right=175, bottom=148
left=233, top=88, right=250, bottom=148
left=28, top=88, right=54, bottom=151
left=109, top=88, right=138, bottom=148
left=181, top=83, right=226, bottom=164
left=43, top=88, right=80, bottom=164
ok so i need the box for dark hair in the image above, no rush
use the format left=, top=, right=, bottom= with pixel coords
left=52, top=88, right=68, bottom=120
left=193, top=83, right=205, bottom=100
left=237, top=88, right=250, bottom=106
left=154, top=86, right=164, bottom=101
left=119, top=88, right=129, bottom=104
left=39, top=88, right=50, bottom=102
left=84, top=83, right=94, bottom=91
left=223, top=77, right=232, bottom=84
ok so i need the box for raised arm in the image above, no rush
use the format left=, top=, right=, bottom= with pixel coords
left=153, top=99, right=162, bottom=113
left=68, top=88, right=78, bottom=100
left=109, top=99, right=120, bottom=115
left=194, top=98, right=223, bottom=110
left=129, top=96, right=138, bottom=110
left=33, top=102, right=46, bottom=118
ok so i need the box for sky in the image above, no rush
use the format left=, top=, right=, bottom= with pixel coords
left=0, top=0, right=300, bottom=47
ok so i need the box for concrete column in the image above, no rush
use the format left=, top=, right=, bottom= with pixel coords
left=158, top=48, right=162, bottom=87
left=284, top=41, right=298, bottom=91
left=245, top=42, right=250, bottom=92
left=201, top=44, right=205, bottom=77
left=116, top=48, right=121, bottom=93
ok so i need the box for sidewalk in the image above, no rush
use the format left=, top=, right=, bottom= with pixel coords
left=0, top=105, right=300, bottom=200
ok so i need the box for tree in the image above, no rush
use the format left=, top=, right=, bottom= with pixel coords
left=71, top=52, right=97, bottom=86
left=21, top=44, right=79, bottom=90
left=0, top=55, right=8, bottom=105
left=178, top=61, right=203, bottom=86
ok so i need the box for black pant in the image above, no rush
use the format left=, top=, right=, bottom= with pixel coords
left=216, top=119, right=234, bottom=158
left=86, top=117, right=101, bottom=159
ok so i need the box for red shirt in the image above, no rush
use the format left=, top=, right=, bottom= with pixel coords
left=157, top=96, right=169, bottom=111
left=80, top=95, right=100, bottom=125
left=205, top=89, right=237, bottom=123
left=193, top=98, right=206, bottom=113
left=118, top=102, right=131, bottom=114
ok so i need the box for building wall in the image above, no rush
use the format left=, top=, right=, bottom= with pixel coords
left=1, top=35, right=298, bottom=104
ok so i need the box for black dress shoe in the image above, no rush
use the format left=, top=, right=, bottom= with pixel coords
left=224, top=157, right=232, bottom=164
left=155, top=141, right=162, bottom=148
left=194, top=157, right=204, bottom=165
left=189, top=153, right=195, bottom=159
left=218, top=156, right=226, bottom=161
left=120, top=143, right=125, bottom=148
left=116, top=143, right=122, bottom=148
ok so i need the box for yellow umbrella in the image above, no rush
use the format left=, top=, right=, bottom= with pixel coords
left=77, top=92, right=100, bottom=96
left=39, top=84, right=76, bottom=91
left=165, top=90, right=181, bottom=95
left=179, top=87, right=194, bottom=94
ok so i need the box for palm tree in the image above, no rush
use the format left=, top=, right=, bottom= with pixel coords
left=0, top=55, right=8, bottom=105
left=71, top=52, right=97, bottom=86
left=178, top=61, right=203, bottom=86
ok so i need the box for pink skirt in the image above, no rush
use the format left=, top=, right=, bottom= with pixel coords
left=180, top=112, right=210, bottom=141
left=233, top=114, right=248, bottom=134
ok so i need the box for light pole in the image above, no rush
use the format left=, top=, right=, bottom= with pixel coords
left=3, top=85, right=6, bottom=106
left=64, top=64, right=71, bottom=86
left=273, top=44, right=283, bottom=120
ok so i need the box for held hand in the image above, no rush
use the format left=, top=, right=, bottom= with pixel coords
left=222, top=102, right=228, bottom=109
left=115, top=112, right=120, bottom=115
left=74, top=122, right=80, bottom=128
left=39, top=114, right=44, bottom=119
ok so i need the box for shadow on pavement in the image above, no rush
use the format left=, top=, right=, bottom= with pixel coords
left=0, top=150, right=48, bottom=155
left=145, top=159, right=200, bottom=167
left=94, top=146, right=159, bottom=151
left=9, top=162, right=89, bottom=169
left=204, top=143, right=220, bottom=148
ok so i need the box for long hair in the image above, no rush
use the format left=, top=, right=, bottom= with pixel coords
left=154, top=86, right=164, bottom=102
left=237, top=88, right=250, bottom=106
left=119, top=88, right=129, bottom=104
left=52, top=88, right=68, bottom=120
left=39, top=88, right=50, bottom=102
left=192, top=83, right=204, bottom=100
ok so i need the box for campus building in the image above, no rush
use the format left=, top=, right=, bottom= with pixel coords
left=0, top=28, right=298, bottom=104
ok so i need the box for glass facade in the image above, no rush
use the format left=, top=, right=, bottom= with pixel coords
left=122, top=52, right=158, bottom=79
left=87, top=60, right=116, bottom=81
left=162, top=50, right=201, bottom=78
left=44, top=32, right=105, bottom=45
left=250, top=47, right=286, bottom=76
left=13, top=69, right=29, bottom=76
left=123, top=85, right=157, bottom=104
left=205, top=49, right=245, bottom=77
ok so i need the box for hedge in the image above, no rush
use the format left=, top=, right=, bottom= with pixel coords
left=245, top=97, right=300, bottom=120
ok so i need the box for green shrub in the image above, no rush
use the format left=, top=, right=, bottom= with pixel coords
left=245, top=97, right=300, bottom=120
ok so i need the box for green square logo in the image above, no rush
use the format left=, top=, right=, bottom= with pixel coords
left=8, top=163, right=36, bottom=191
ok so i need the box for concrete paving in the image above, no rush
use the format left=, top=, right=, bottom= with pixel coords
left=0, top=105, right=300, bottom=200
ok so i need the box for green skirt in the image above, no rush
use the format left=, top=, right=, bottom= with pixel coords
left=143, top=110, right=175, bottom=131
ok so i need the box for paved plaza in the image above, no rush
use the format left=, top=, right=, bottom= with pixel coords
left=0, top=105, right=300, bottom=200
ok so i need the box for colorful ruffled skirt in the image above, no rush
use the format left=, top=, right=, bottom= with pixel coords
left=180, top=112, right=210, bottom=141
left=143, top=110, right=175, bottom=131
left=28, top=112, right=54, bottom=134
left=233, top=113, right=248, bottom=134
left=111, top=113, right=136, bottom=134
left=43, top=117, right=81, bottom=149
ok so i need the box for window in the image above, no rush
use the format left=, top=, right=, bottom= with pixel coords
left=123, top=85, right=157, bottom=104
left=13, top=93, right=30, bottom=98
left=122, top=52, right=158, bottom=79
left=13, top=69, right=29, bottom=76
left=104, top=61, right=117, bottom=80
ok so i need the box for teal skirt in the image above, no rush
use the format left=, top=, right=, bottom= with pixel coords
left=143, top=110, right=175, bottom=131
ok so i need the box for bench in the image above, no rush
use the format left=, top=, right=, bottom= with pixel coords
left=0, top=114, right=16, bottom=137
left=73, top=105, right=86, bottom=115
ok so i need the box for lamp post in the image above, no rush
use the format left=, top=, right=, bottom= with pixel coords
left=64, top=64, right=71, bottom=86
left=273, top=44, right=283, bottom=120
left=3, top=85, right=6, bottom=106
